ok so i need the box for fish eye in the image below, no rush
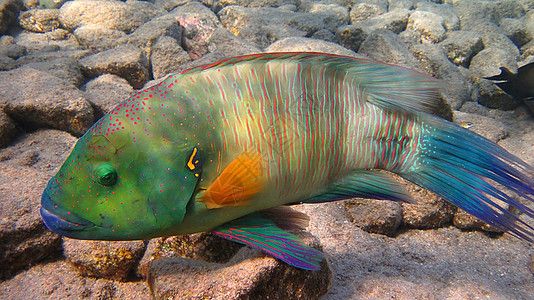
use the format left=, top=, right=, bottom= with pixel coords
left=95, top=163, right=117, bottom=186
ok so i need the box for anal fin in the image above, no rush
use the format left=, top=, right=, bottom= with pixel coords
left=304, top=170, right=412, bottom=203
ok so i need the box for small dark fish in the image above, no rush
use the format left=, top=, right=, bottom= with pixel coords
left=485, top=62, right=534, bottom=113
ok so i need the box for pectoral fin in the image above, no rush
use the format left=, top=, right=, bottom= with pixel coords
left=212, top=212, right=323, bottom=270
left=201, top=152, right=265, bottom=209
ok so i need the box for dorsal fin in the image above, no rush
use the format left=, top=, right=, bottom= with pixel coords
left=178, top=52, right=443, bottom=114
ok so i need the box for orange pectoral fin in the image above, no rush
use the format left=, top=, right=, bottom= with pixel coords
left=201, top=152, right=265, bottom=209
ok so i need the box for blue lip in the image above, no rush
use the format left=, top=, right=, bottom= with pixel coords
left=40, top=189, right=94, bottom=233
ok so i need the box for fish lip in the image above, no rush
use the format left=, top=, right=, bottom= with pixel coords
left=40, top=190, right=95, bottom=233
left=40, top=207, right=95, bottom=233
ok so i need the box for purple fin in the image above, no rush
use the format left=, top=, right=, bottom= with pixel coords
left=212, top=214, right=323, bottom=271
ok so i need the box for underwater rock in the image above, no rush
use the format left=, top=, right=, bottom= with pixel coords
left=407, top=11, right=446, bottom=43
left=335, top=25, right=368, bottom=52
left=470, top=47, right=518, bottom=78
left=206, top=27, right=261, bottom=57
left=137, top=232, right=243, bottom=278
left=415, top=1, right=459, bottom=31
left=23, top=56, right=84, bottom=87
left=0, top=54, right=15, bottom=70
left=401, top=177, right=456, bottom=229
left=63, top=239, right=146, bottom=280
left=265, top=36, right=357, bottom=57
left=344, top=199, right=402, bottom=237
left=14, top=30, right=80, bottom=52
left=453, top=111, right=508, bottom=143
left=410, top=43, right=471, bottom=112
left=358, top=29, right=420, bottom=68
left=306, top=3, right=349, bottom=31
left=0, top=67, right=94, bottom=135
left=15, top=48, right=91, bottom=65
left=352, top=8, right=411, bottom=35
left=0, top=129, right=77, bottom=174
left=80, top=44, right=150, bottom=89
left=83, top=74, right=135, bottom=118
left=150, top=36, right=191, bottom=80
left=0, top=260, right=151, bottom=299
left=218, top=6, right=334, bottom=49
left=59, top=0, right=164, bottom=33
left=349, top=3, right=385, bottom=23
left=310, top=29, right=336, bottom=42
left=500, top=17, right=530, bottom=47
left=73, top=25, right=126, bottom=51
left=0, top=43, right=27, bottom=59
left=0, top=163, right=62, bottom=279
left=18, top=8, right=61, bottom=33
left=0, top=111, right=16, bottom=148
left=171, top=2, right=221, bottom=59
left=439, top=31, right=484, bottom=67
left=388, top=0, right=416, bottom=10
left=148, top=232, right=331, bottom=300
left=0, top=0, right=23, bottom=34
left=453, top=209, right=504, bottom=234
left=124, top=13, right=183, bottom=56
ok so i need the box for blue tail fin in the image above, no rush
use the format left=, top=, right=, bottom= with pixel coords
left=402, top=114, right=534, bottom=242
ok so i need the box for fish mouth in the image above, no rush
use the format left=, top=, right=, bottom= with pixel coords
left=40, top=190, right=95, bottom=234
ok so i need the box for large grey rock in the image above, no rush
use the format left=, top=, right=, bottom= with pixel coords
left=358, top=29, right=420, bottom=68
left=137, top=232, right=243, bottom=278
left=0, top=163, right=61, bottom=280
left=472, top=22, right=521, bottom=61
left=266, top=37, right=358, bottom=57
left=207, top=27, right=261, bottom=57
left=0, top=0, right=23, bottom=34
left=0, top=130, right=76, bottom=279
left=296, top=202, right=534, bottom=299
left=148, top=232, right=331, bottom=300
left=411, top=44, right=472, bottom=111
left=0, top=54, right=15, bottom=70
left=63, top=239, right=146, bottom=280
left=476, top=79, right=521, bottom=110
left=0, top=43, right=27, bottom=59
left=439, top=31, right=484, bottom=67
left=73, top=25, right=126, bottom=51
left=349, top=3, right=385, bottom=23
left=218, top=5, right=342, bottom=49
left=416, top=1, right=459, bottom=31
left=500, top=17, right=531, bottom=47
left=59, top=0, right=164, bottom=33
left=14, top=30, right=80, bottom=52
left=150, top=36, right=191, bottom=80
left=212, top=0, right=297, bottom=10
left=453, top=111, right=508, bottom=143
left=0, top=67, right=94, bottom=135
left=171, top=2, right=221, bottom=58
left=0, top=129, right=77, bottom=174
left=0, top=261, right=150, bottom=299
left=23, top=57, right=84, bottom=87
left=306, top=2, right=349, bottom=31
left=336, top=25, right=368, bottom=52
left=451, top=0, right=525, bottom=30
left=0, top=110, right=17, bottom=148
left=344, top=199, right=402, bottom=236
left=407, top=10, right=446, bottom=43
left=124, top=13, right=183, bottom=56
left=388, top=0, right=416, bottom=10
left=18, top=8, right=60, bottom=33
left=80, top=44, right=150, bottom=89
left=352, top=8, right=411, bottom=34
left=15, top=48, right=91, bottom=65
left=83, top=74, right=134, bottom=117
left=311, top=28, right=336, bottom=42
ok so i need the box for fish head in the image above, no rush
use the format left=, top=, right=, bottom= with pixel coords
left=40, top=113, right=201, bottom=240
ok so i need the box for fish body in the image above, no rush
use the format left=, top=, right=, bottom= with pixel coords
left=41, top=53, right=534, bottom=270
left=485, top=62, right=534, bottom=113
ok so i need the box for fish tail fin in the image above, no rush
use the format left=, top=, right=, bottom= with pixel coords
left=399, top=114, right=534, bottom=242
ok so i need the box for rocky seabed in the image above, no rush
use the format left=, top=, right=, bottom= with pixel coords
left=0, top=0, right=533, bottom=299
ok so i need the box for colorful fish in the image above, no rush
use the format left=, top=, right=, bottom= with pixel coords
left=40, top=53, right=534, bottom=270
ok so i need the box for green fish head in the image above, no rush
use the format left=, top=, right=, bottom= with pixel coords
left=40, top=113, right=201, bottom=240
